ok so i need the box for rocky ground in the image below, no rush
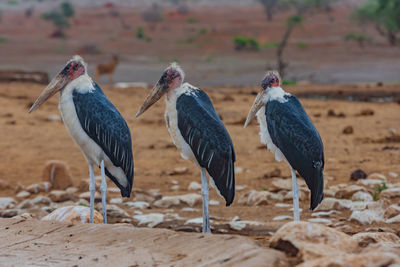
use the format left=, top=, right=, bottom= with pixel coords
left=1, top=82, right=400, bottom=265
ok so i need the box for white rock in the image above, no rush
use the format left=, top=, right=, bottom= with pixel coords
left=181, top=208, right=199, bottom=212
left=358, top=179, right=385, bottom=187
left=65, top=187, right=79, bottom=195
left=209, top=200, right=220, bottom=206
left=185, top=217, right=204, bottom=225
left=42, top=206, right=103, bottom=223
left=311, top=210, right=340, bottom=217
left=171, top=185, right=180, bottom=191
left=188, top=182, right=201, bottom=191
left=367, top=173, right=387, bottom=180
left=110, top=198, right=123, bottom=204
left=106, top=205, right=129, bottom=218
left=16, top=199, right=34, bottom=209
left=389, top=172, right=398, bottom=178
left=307, top=218, right=332, bottom=224
left=350, top=210, right=385, bottom=225
left=351, top=191, right=373, bottom=202
left=133, top=213, right=164, bottom=228
left=275, top=203, right=291, bottom=208
left=0, top=197, right=16, bottom=209
left=324, top=189, right=336, bottom=198
left=125, top=201, right=150, bottom=209
left=315, top=198, right=352, bottom=211
left=384, top=204, right=400, bottom=219
left=165, top=213, right=184, bottom=221
left=228, top=220, right=262, bottom=231
left=49, top=190, right=71, bottom=202
left=386, top=214, right=400, bottom=224
left=234, top=167, right=243, bottom=174
left=16, top=191, right=31, bottom=199
left=236, top=185, right=246, bottom=191
left=179, top=194, right=201, bottom=207
left=349, top=201, right=369, bottom=211
left=273, top=215, right=292, bottom=221
left=153, top=196, right=180, bottom=208
left=380, top=188, right=400, bottom=198
left=32, top=196, right=52, bottom=205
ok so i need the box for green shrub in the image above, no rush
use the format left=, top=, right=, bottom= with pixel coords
left=282, top=79, right=297, bottom=85
left=198, top=28, right=207, bottom=34
left=136, top=26, right=144, bottom=39
left=296, top=42, right=308, bottom=48
left=263, top=41, right=280, bottom=49
left=372, top=180, right=387, bottom=200
left=0, top=36, right=8, bottom=43
left=186, top=17, right=198, bottom=23
left=233, top=36, right=260, bottom=51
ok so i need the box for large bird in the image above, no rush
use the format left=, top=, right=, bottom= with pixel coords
left=29, top=55, right=134, bottom=223
left=244, top=71, right=324, bottom=221
left=136, top=63, right=235, bottom=233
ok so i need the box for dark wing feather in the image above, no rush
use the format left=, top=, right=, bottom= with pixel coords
left=73, top=83, right=134, bottom=197
left=177, top=89, right=235, bottom=206
left=266, top=95, right=324, bottom=210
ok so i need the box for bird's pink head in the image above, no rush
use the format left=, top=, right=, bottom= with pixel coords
left=261, top=71, right=280, bottom=90
left=136, top=62, right=185, bottom=118
left=61, top=56, right=86, bottom=80
left=244, top=71, right=281, bottom=128
left=29, top=55, right=87, bottom=113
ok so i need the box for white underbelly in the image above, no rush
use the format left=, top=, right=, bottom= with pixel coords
left=256, top=106, right=287, bottom=163
left=165, top=99, right=197, bottom=165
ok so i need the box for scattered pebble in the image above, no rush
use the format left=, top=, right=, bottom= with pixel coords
left=133, top=213, right=164, bottom=228
left=188, top=182, right=201, bottom=191
left=169, top=167, right=188, bottom=175
left=389, top=172, right=398, bottom=178
left=16, top=191, right=30, bottom=199
left=275, top=203, right=291, bottom=208
left=307, top=218, right=332, bottom=224
left=209, top=200, right=220, bottom=206
left=110, top=198, right=123, bottom=204
left=272, top=215, right=292, bottom=221
left=124, top=201, right=150, bottom=209
left=342, top=126, right=354, bottom=134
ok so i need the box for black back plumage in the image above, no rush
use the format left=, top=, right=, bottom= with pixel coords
left=73, top=83, right=134, bottom=197
left=266, top=95, right=324, bottom=210
left=176, top=88, right=235, bottom=206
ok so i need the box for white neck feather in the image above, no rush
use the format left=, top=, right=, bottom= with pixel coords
left=64, top=74, right=95, bottom=95
left=263, top=86, right=290, bottom=104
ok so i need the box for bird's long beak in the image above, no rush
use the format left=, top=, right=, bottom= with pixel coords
left=136, top=82, right=166, bottom=118
left=29, top=72, right=69, bottom=113
left=244, top=90, right=266, bottom=128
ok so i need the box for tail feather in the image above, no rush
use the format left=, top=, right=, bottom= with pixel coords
left=309, top=163, right=324, bottom=210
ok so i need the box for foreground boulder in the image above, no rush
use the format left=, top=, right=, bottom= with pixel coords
left=42, top=160, right=73, bottom=190
left=270, top=221, right=358, bottom=261
left=0, top=218, right=288, bottom=266
left=42, top=206, right=103, bottom=223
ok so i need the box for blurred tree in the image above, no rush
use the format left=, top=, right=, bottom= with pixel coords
left=353, top=0, right=400, bottom=46
left=42, top=1, right=75, bottom=38
left=271, top=0, right=335, bottom=77
left=257, top=0, right=279, bottom=21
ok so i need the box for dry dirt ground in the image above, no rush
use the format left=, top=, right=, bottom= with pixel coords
left=1, top=81, right=400, bottom=240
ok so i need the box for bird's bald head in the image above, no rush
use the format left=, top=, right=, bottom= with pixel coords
left=262, top=71, right=280, bottom=90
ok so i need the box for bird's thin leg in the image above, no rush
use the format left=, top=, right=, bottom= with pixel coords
left=89, top=164, right=95, bottom=223
left=200, top=168, right=211, bottom=233
left=291, top=168, right=300, bottom=221
left=100, top=160, right=107, bottom=224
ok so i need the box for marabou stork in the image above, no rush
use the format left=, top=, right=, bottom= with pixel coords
left=136, top=63, right=235, bottom=233
left=244, top=71, right=324, bottom=221
left=29, top=55, right=134, bottom=224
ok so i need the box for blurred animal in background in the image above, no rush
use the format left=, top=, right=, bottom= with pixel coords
left=95, top=55, right=119, bottom=85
